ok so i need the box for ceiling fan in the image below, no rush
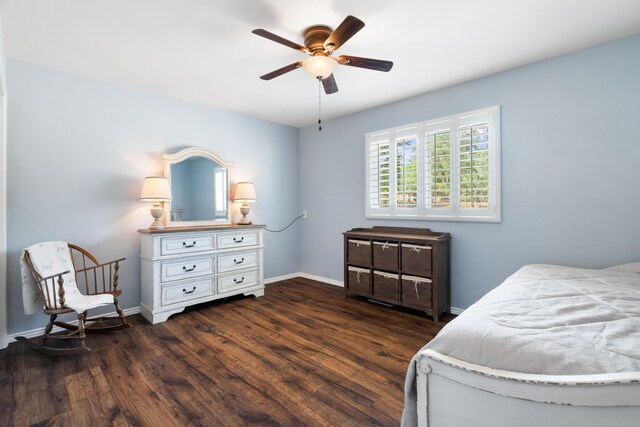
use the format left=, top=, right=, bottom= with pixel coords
left=252, top=15, right=393, bottom=95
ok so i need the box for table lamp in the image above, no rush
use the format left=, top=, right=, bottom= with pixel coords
left=234, top=181, right=256, bottom=225
left=140, top=177, right=172, bottom=230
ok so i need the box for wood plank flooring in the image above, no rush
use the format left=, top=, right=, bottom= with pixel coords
left=0, top=278, right=452, bottom=426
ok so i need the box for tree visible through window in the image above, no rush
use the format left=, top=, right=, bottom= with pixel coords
left=459, top=123, right=489, bottom=208
left=396, top=137, right=417, bottom=208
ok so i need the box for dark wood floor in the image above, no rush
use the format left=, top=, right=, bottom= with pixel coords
left=0, top=278, right=452, bottom=427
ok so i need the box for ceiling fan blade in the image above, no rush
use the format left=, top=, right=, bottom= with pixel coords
left=259, top=62, right=303, bottom=80
left=252, top=29, right=307, bottom=53
left=322, top=74, right=339, bottom=94
left=323, top=15, right=365, bottom=52
left=337, top=55, right=393, bottom=72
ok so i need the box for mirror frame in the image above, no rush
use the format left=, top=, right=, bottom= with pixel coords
left=162, top=147, right=234, bottom=227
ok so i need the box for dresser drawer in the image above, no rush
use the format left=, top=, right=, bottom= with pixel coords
left=401, top=275, right=432, bottom=308
left=401, top=243, right=432, bottom=277
left=372, top=241, right=398, bottom=271
left=347, top=239, right=371, bottom=267
left=347, top=266, right=370, bottom=294
left=373, top=270, right=399, bottom=301
left=161, top=256, right=215, bottom=282
left=217, top=231, right=259, bottom=249
left=218, top=249, right=259, bottom=273
left=162, top=277, right=214, bottom=306
left=161, top=235, right=215, bottom=256
left=219, top=269, right=259, bottom=293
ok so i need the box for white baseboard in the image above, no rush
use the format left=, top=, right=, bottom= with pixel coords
left=272, top=272, right=465, bottom=315
left=7, top=306, right=141, bottom=343
left=297, top=272, right=344, bottom=287
left=264, top=272, right=343, bottom=287
left=449, top=307, right=464, bottom=315
left=263, top=272, right=303, bottom=284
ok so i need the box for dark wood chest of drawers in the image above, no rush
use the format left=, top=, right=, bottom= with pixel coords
left=343, top=226, right=450, bottom=321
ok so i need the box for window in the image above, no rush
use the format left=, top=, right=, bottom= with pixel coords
left=214, top=169, right=227, bottom=218
left=365, top=106, right=501, bottom=222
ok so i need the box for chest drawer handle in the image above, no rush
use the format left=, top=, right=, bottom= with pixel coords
left=234, top=277, right=245, bottom=284
left=182, top=265, right=197, bottom=272
left=413, top=281, right=421, bottom=300
left=233, top=257, right=245, bottom=264
left=183, top=287, right=196, bottom=294
left=183, top=241, right=197, bottom=248
left=233, top=237, right=244, bottom=243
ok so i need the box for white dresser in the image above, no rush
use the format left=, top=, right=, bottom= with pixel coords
left=138, top=225, right=265, bottom=324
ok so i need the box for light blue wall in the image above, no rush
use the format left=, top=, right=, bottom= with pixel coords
left=298, top=34, right=640, bottom=310
left=7, top=60, right=299, bottom=334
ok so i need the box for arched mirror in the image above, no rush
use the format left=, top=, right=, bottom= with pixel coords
left=163, top=147, right=233, bottom=227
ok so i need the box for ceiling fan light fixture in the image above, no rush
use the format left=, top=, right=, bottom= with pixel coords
left=302, top=56, right=336, bottom=79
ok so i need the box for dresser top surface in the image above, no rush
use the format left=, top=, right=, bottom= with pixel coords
left=138, top=224, right=265, bottom=234
left=344, top=226, right=450, bottom=242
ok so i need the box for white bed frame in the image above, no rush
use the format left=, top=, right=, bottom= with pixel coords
left=416, top=349, right=640, bottom=427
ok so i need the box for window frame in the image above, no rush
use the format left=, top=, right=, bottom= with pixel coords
left=365, top=106, right=501, bottom=223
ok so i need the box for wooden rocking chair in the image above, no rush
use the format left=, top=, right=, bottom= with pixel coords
left=16, top=243, right=131, bottom=356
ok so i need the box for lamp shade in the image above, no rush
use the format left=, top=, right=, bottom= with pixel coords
left=140, top=177, right=172, bottom=201
left=234, top=182, right=257, bottom=202
left=303, top=55, right=337, bottom=79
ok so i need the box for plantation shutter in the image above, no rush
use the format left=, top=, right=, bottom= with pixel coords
left=424, top=121, right=452, bottom=212
left=366, top=106, right=500, bottom=222
left=368, top=139, right=391, bottom=211
left=455, top=108, right=498, bottom=219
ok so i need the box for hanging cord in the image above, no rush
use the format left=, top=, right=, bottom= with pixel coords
left=317, top=76, right=322, bottom=131
left=266, top=213, right=305, bottom=233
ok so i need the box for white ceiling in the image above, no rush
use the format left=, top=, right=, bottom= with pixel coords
left=1, top=0, right=640, bottom=128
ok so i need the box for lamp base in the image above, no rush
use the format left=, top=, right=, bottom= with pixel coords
left=149, top=202, right=165, bottom=230
left=238, top=204, right=252, bottom=225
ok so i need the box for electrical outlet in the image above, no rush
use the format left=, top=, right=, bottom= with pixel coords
left=302, top=210, right=307, bottom=219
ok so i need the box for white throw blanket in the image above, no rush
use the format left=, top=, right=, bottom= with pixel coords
left=402, top=264, right=640, bottom=426
left=21, top=241, right=114, bottom=314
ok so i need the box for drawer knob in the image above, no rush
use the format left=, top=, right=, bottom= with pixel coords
left=233, top=257, right=245, bottom=264
left=183, top=287, right=196, bottom=294
left=183, top=241, right=197, bottom=248
left=233, top=237, right=244, bottom=243
left=182, top=265, right=197, bottom=272
left=234, top=277, right=245, bottom=284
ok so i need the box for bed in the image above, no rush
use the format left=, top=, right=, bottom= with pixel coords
left=402, top=264, right=640, bottom=427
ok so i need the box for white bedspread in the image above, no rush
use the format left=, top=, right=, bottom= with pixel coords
left=402, top=264, right=640, bottom=426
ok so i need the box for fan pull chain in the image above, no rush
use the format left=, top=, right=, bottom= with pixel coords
left=317, top=77, right=322, bottom=131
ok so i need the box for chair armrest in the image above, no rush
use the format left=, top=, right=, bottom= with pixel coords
left=75, top=258, right=125, bottom=295
left=75, top=258, right=126, bottom=274
left=36, top=270, right=71, bottom=283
